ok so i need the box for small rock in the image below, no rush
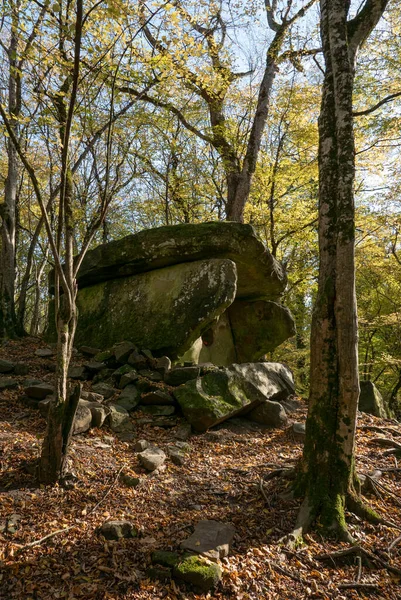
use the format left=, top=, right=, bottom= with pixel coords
left=128, top=351, right=148, bottom=371
left=100, top=520, right=137, bottom=540
left=84, top=361, right=105, bottom=377
left=154, top=356, right=171, bottom=376
left=73, top=405, right=92, bottom=434
left=116, top=431, right=135, bottom=441
left=181, top=520, right=236, bottom=560
left=151, top=417, right=177, bottom=428
left=174, top=555, right=222, bottom=592
left=134, top=439, right=149, bottom=452
left=0, top=359, right=15, bottom=373
left=38, top=398, right=51, bottom=417
left=292, top=422, right=306, bottom=440
left=92, top=368, right=115, bottom=383
left=138, top=446, right=166, bottom=471
left=116, top=385, right=140, bottom=411
left=151, top=550, right=179, bottom=568
left=68, top=365, right=87, bottom=380
left=138, top=370, right=163, bottom=382
left=120, top=473, right=141, bottom=488
left=114, top=341, right=136, bottom=365
left=246, top=400, right=288, bottom=428
left=35, top=348, right=54, bottom=358
left=107, top=404, right=133, bottom=432
left=79, top=346, right=101, bottom=357
left=141, top=390, right=175, bottom=406
left=94, top=350, right=115, bottom=364
left=119, top=370, right=139, bottom=389
left=167, top=447, right=186, bottom=466
left=175, top=441, right=191, bottom=452
left=14, top=363, right=29, bottom=376
left=0, top=378, right=18, bottom=390
left=91, top=383, right=117, bottom=399
left=25, top=382, right=55, bottom=400
left=140, top=405, right=175, bottom=416
left=174, top=423, right=192, bottom=441
left=165, top=366, right=200, bottom=386
left=142, top=349, right=153, bottom=360
left=80, top=390, right=104, bottom=403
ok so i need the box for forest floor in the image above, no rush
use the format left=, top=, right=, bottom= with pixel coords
left=1, top=337, right=401, bottom=600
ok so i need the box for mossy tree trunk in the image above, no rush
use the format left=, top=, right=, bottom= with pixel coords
left=293, top=0, right=389, bottom=541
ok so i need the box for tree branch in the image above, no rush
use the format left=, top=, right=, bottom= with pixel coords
left=353, top=91, right=401, bottom=116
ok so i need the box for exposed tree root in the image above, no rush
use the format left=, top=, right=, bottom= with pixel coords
left=317, top=545, right=401, bottom=577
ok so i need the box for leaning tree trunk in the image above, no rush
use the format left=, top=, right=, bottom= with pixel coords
left=293, top=0, right=384, bottom=540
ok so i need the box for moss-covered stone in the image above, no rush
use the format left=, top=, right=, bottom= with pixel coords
left=151, top=550, right=180, bottom=568
left=50, top=221, right=285, bottom=299
left=73, top=258, right=237, bottom=356
left=173, top=555, right=222, bottom=591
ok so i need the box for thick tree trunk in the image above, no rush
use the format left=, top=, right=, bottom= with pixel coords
left=0, top=8, right=22, bottom=339
left=293, top=0, right=384, bottom=540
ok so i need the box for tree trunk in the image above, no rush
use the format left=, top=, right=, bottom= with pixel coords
left=0, top=4, right=22, bottom=339
left=293, top=0, right=386, bottom=540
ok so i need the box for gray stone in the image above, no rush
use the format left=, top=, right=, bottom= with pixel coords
left=128, top=351, right=148, bottom=370
left=119, top=370, right=139, bottom=388
left=38, top=398, right=51, bottom=417
left=138, top=446, right=166, bottom=471
left=138, top=370, right=163, bottom=381
left=116, top=385, right=140, bottom=411
left=165, top=366, right=200, bottom=386
left=83, top=361, right=105, bottom=375
left=359, top=381, right=388, bottom=418
left=140, top=405, right=175, bottom=416
left=168, top=447, right=186, bottom=466
left=80, top=390, right=104, bottom=403
left=174, top=423, right=192, bottom=440
left=35, top=348, right=54, bottom=358
left=181, top=520, right=236, bottom=560
left=24, top=382, right=55, bottom=400
left=0, top=359, right=15, bottom=373
left=0, top=378, right=18, bottom=390
left=174, top=555, right=222, bottom=592
left=72, top=258, right=237, bottom=358
left=68, top=365, right=87, bottom=380
left=91, top=383, right=117, bottom=399
left=114, top=341, right=136, bottom=364
left=107, top=404, right=133, bottom=432
left=79, top=399, right=109, bottom=428
left=58, top=222, right=285, bottom=299
left=73, top=404, right=92, bottom=434
left=141, top=390, right=175, bottom=405
left=154, top=356, right=171, bottom=375
left=246, top=400, right=288, bottom=428
left=79, top=345, right=101, bottom=356
left=13, top=363, right=29, bottom=376
left=100, top=520, right=137, bottom=540
left=120, top=473, right=141, bottom=488
left=134, top=439, right=149, bottom=452
left=174, top=362, right=294, bottom=432
left=151, top=550, right=179, bottom=568
left=292, top=422, right=306, bottom=440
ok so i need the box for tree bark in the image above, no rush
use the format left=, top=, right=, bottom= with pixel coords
left=293, top=0, right=388, bottom=540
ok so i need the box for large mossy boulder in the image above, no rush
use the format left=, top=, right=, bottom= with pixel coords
left=71, top=258, right=237, bottom=356
left=52, top=221, right=286, bottom=299
left=359, top=381, right=388, bottom=418
left=173, top=362, right=295, bottom=432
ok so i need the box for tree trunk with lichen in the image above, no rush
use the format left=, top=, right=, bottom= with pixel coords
left=292, top=0, right=388, bottom=541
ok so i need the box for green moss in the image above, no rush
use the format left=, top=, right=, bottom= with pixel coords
left=151, top=550, right=179, bottom=568
left=174, top=555, right=222, bottom=592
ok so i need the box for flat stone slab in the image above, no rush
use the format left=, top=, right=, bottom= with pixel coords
left=181, top=520, right=236, bottom=559
left=73, top=258, right=237, bottom=357
left=51, top=222, right=285, bottom=299
left=138, top=446, right=166, bottom=471
left=0, top=359, right=15, bottom=373
left=24, top=382, right=55, bottom=400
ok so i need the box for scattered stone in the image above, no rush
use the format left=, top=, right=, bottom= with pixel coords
left=140, top=405, right=175, bottom=416
left=165, top=366, right=200, bottom=386
left=91, top=383, right=117, bottom=399
left=13, top=363, right=30, bottom=376
left=135, top=379, right=160, bottom=394
left=128, top=351, right=148, bottom=371
left=116, top=385, right=140, bottom=411
left=174, top=555, right=222, bottom=592
left=38, top=398, right=51, bottom=417
left=292, top=422, right=306, bottom=440
left=141, top=390, right=175, bottom=406
left=151, top=417, right=178, bottom=428
left=138, top=446, right=166, bottom=471
left=81, top=390, right=104, bottom=403
left=138, top=370, right=163, bottom=382
left=0, top=359, right=15, bottom=373
left=0, top=378, right=18, bottom=390
left=120, top=473, right=141, bottom=488
left=359, top=380, right=388, bottom=418
left=134, top=439, right=149, bottom=452
left=88, top=403, right=109, bottom=428
left=79, top=345, right=101, bottom=357
left=174, top=423, right=192, bottom=441
left=94, top=350, right=115, bottom=364
left=168, top=447, right=186, bottom=466
left=68, top=365, right=87, bottom=380
left=99, top=520, right=137, bottom=540
left=114, top=341, right=136, bottom=364
left=119, top=370, right=139, bottom=389
left=73, top=405, right=92, bottom=434
left=181, top=520, right=236, bottom=560
left=107, top=404, right=133, bottom=433
left=175, top=441, right=191, bottom=452
left=24, top=382, right=55, bottom=400
left=152, top=551, right=179, bottom=568
left=116, top=431, right=135, bottom=441
left=92, top=368, right=115, bottom=383
left=35, top=348, right=54, bottom=358
left=154, top=356, right=171, bottom=375
left=83, top=361, right=105, bottom=376
left=246, top=400, right=288, bottom=428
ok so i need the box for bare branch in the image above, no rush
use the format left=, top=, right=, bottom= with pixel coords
left=353, top=91, right=401, bottom=117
